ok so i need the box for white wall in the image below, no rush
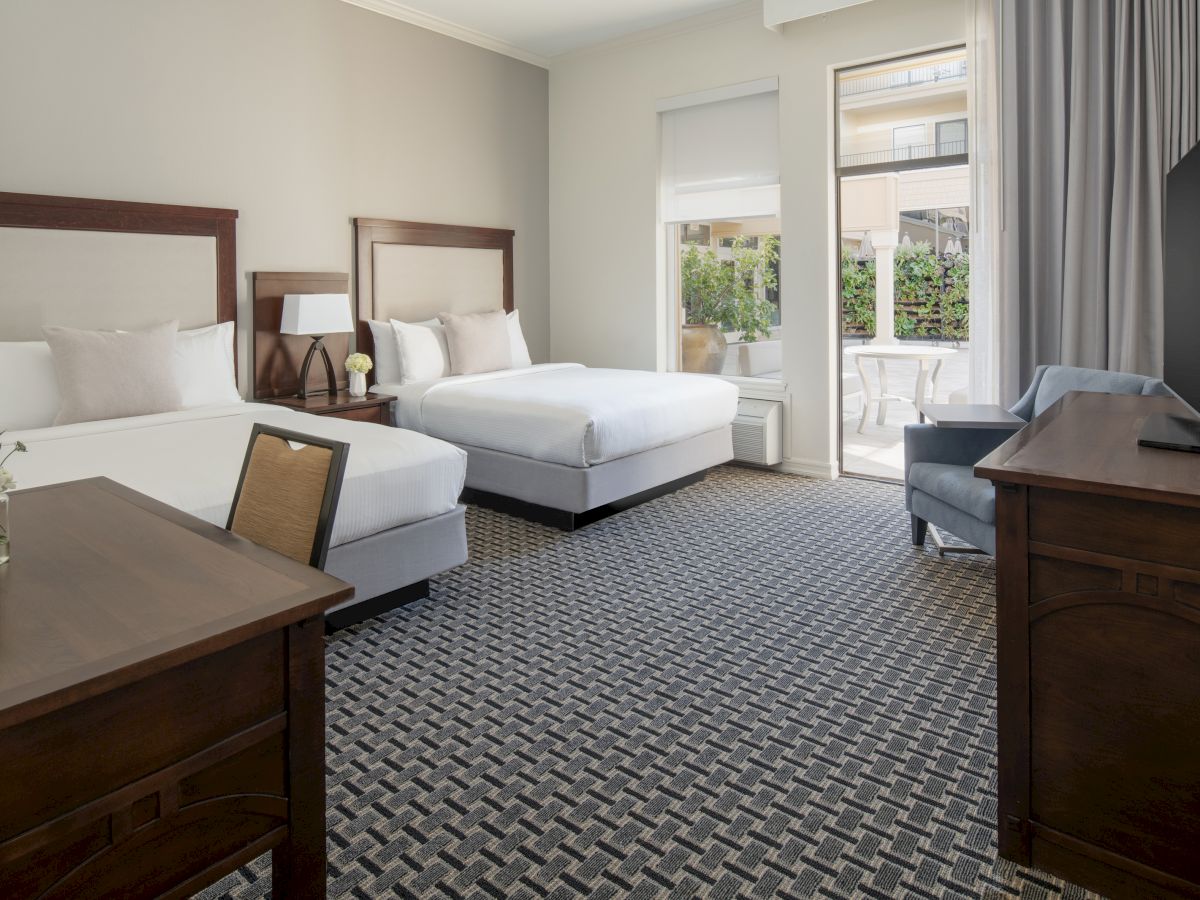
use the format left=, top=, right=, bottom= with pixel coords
left=549, top=0, right=965, bottom=476
left=0, top=0, right=550, bottom=393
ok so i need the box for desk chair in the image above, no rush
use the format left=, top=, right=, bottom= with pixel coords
left=228, top=424, right=349, bottom=569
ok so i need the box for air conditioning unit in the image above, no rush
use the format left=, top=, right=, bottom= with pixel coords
left=732, top=398, right=783, bottom=466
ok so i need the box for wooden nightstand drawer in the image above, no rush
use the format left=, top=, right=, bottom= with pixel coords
left=321, top=403, right=387, bottom=424
left=261, top=392, right=393, bottom=424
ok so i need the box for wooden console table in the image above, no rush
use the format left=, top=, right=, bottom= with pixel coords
left=0, top=478, right=352, bottom=898
left=976, top=391, right=1200, bottom=899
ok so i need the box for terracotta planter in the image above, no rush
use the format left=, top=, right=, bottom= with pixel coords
left=681, top=324, right=727, bottom=374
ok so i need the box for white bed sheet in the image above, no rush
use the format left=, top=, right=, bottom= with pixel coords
left=374, top=363, right=739, bottom=467
left=6, top=402, right=466, bottom=547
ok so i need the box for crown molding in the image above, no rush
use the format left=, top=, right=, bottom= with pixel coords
left=548, top=0, right=764, bottom=66
left=339, top=0, right=550, bottom=69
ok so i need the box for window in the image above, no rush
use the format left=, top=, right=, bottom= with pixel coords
left=660, top=83, right=781, bottom=379
left=936, top=119, right=967, bottom=156
left=674, top=221, right=781, bottom=376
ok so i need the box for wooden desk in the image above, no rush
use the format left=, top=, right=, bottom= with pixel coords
left=976, top=392, right=1200, bottom=899
left=0, top=478, right=352, bottom=899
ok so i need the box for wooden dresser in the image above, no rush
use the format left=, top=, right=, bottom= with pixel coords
left=976, top=391, right=1200, bottom=899
left=0, top=478, right=352, bottom=898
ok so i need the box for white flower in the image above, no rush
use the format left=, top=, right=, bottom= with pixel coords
left=0, top=469, right=15, bottom=492
left=345, top=353, right=374, bottom=375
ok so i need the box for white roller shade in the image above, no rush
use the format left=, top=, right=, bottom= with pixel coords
left=660, top=87, right=781, bottom=223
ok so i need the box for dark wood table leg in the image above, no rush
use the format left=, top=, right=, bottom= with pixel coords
left=273, top=616, right=328, bottom=898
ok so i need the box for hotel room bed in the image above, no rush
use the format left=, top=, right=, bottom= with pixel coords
left=373, top=362, right=736, bottom=524
left=8, top=402, right=468, bottom=624
left=0, top=192, right=470, bottom=628
left=355, top=218, right=737, bottom=529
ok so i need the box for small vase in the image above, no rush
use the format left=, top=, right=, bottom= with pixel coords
left=0, top=491, right=10, bottom=565
left=348, top=370, right=367, bottom=398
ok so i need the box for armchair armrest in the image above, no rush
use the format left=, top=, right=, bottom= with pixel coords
left=903, top=423, right=1016, bottom=505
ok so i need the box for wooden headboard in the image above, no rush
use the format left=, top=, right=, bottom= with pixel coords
left=0, top=191, right=238, bottom=364
left=353, top=218, right=514, bottom=361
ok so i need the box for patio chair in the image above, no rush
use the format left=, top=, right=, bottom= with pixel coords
left=904, top=365, right=1173, bottom=555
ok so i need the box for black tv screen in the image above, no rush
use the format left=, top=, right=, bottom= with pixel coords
left=1165, top=141, right=1200, bottom=417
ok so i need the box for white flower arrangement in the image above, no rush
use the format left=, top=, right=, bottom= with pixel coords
left=345, top=353, right=373, bottom=375
left=0, top=436, right=27, bottom=493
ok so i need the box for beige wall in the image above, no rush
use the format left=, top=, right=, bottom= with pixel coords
left=549, top=0, right=965, bottom=476
left=0, top=0, right=550, bottom=393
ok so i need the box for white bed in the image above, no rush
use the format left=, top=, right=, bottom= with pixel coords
left=375, top=363, right=737, bottom=467
left=7, top=403, right=465, bottom=547
left=0, top=193, right=471, bottom=628
left=355, top=218, right=737, bottom=529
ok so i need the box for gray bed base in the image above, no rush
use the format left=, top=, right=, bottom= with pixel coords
left=322, top=504, right=467, bottom=630
left=455, top=426, right=733, bottom=530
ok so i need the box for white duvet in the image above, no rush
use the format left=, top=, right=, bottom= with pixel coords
left=375, top=363, right=739, bottom=467
left=5, top=403, right=466, bottom=548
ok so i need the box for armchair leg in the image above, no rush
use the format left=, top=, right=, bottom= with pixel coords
left=911, top=515, right=928, bottom=547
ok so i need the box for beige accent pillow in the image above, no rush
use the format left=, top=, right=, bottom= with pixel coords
left=439, top=310, right=513, bottom=376
left=44, top=321, right=183, bottom=425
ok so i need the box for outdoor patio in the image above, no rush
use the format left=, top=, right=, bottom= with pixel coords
left=841, top=339, right=971, bottom=480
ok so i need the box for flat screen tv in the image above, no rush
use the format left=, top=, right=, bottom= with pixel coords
left=1139, top=140, right=1200, bottom=452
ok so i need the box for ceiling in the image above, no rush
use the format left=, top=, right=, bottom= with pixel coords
left=343, top=0, right=753, bottom=63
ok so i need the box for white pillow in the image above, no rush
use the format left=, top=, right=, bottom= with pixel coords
left=175, top=321, right=240, bottom=408
left=45, top=321, right=182, bottom=426
left=507, top=310, right=532, bottom=368
left=390, top=318, right=451, bottom=384
left=440, top=310, right=513, bottom=376
left=0, top=341, right=62, bottom=430
left=368, top=319, right=402, bottom=384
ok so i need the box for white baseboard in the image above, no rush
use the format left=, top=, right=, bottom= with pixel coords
left=778, top=457, right=839, bottom=479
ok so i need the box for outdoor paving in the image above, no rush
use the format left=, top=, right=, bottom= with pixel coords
left=841, top=339, right=971, bottom=480
left=717, top=338, right=970, bottom=482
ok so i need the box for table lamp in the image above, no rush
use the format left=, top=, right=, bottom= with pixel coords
left=280, top=293, right=354, bottom=399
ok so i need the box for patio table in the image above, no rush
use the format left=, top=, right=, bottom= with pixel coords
left=843, top=344, right=958, bottom=432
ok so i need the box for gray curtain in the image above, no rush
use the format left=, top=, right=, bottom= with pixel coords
left=998, top=0, right=1199, bottom=401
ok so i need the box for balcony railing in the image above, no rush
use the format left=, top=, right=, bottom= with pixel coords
left=839, top=59, right=967, bottom=98
left=839, top=138, right=968, bottom=170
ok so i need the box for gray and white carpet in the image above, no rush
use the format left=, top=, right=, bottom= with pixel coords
left=199, top=467, right=1095, bottom=899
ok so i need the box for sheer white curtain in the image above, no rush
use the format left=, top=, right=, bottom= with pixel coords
left=967, top=0, right=1002, bottom=403
left=996, top=0, right=1200, bottom=402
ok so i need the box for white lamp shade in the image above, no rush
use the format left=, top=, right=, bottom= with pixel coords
left=280, top=293, right=354, bottom=336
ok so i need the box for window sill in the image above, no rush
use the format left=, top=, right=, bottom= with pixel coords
left=714, top=374, right=788, bottom=395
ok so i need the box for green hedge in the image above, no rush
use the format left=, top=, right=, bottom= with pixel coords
left=841, top=242, right=970, bottom=340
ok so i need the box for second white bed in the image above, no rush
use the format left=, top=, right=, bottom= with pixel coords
left=375, top=363, right=738, bottom=468
left=373, top=363, right=737, bottom=529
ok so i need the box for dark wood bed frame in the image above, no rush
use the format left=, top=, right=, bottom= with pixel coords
left=353, top=217, right=514, bottom=379
left=0, top=191, right=238, bottom=366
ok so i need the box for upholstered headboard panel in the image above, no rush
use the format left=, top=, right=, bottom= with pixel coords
left=353, top=218, right=514, bottom=360
left=0, top=192, right=238, bottom=351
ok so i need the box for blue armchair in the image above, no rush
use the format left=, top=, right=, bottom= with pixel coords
left=905, top=365, right=1173, bottom=554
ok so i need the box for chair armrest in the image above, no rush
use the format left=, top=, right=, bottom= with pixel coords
left=903, top=423, right=1015, bottom=505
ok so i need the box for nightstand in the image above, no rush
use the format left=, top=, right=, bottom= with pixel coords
left=263, top=392, right=394, bottom=424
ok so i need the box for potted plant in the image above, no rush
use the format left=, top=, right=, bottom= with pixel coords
left=680, top=235, right=779, bottom=374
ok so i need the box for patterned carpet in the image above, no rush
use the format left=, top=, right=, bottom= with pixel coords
left=199, top=466, right=1095, bottom=899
